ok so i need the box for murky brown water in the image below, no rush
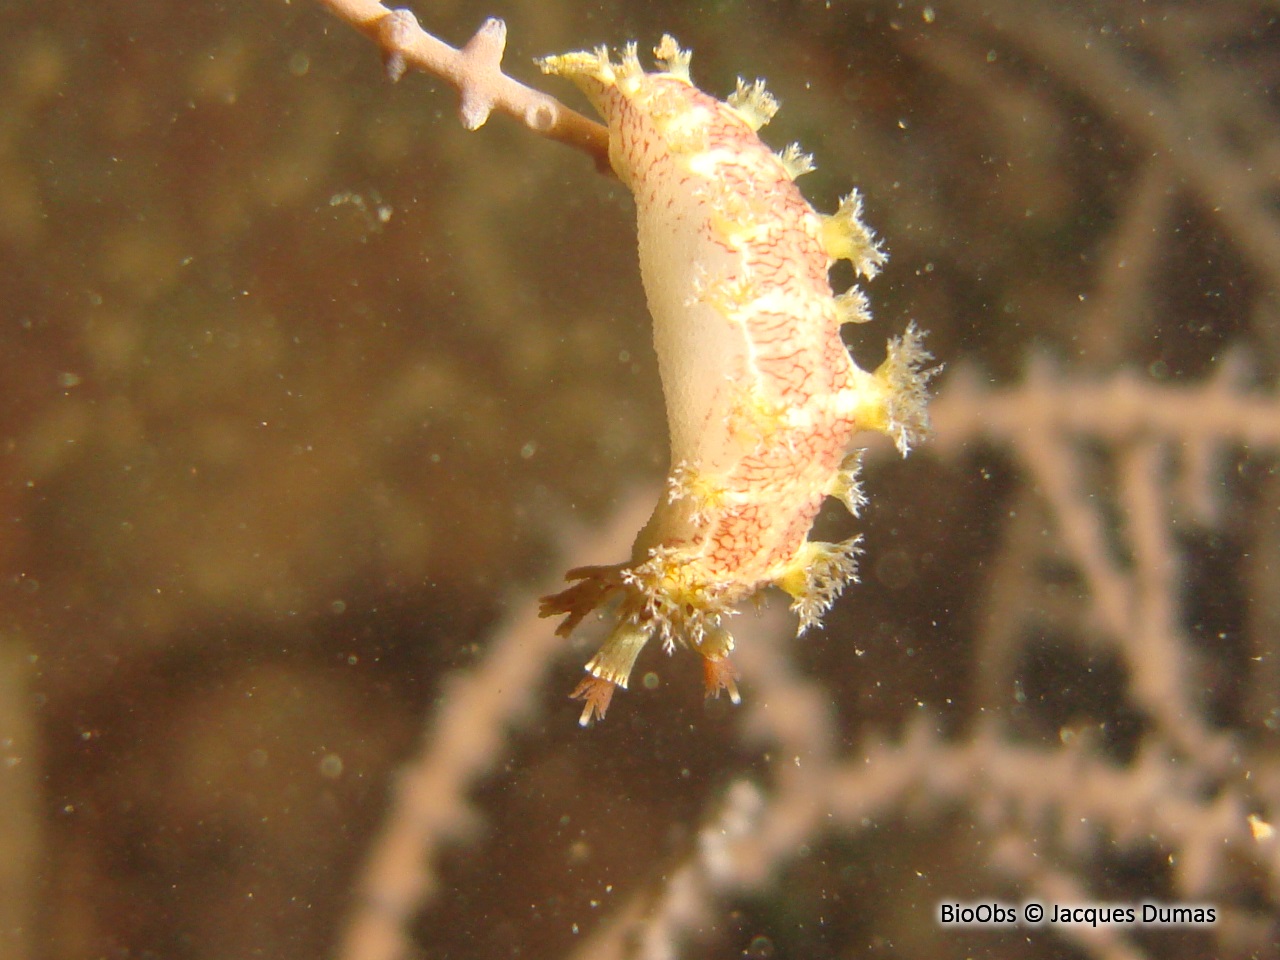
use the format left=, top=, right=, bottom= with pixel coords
left=2, top=1, right=1277, bottom=958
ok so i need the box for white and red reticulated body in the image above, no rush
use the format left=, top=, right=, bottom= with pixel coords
left=538, top=38, right=932, bottom=724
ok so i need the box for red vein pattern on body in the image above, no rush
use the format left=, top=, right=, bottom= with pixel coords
left=537, top=39, right=933, bottom=723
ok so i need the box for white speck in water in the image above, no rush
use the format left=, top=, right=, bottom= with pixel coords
left=319, top=754, right=344, bottom=779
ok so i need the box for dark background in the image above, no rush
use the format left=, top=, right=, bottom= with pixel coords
left=1, top=1, right=1277, bottom=958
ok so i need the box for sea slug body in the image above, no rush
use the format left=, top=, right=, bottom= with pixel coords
left=537, top=37, right=933, bottom=724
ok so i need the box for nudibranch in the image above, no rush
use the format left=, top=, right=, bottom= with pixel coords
left=537, top=37, right=932, bottom=724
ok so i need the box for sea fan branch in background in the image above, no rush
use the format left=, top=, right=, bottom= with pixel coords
left=338, top=356, right=1280, bottom=960
left=6, top=0, right=1280, bottom=958
left=338, top=498, right=655, bottom=960
left=575, top=358, right=1280, bottom=960
left=322, top=2, right=1280, bottom=958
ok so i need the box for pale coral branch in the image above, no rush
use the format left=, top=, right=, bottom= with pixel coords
left=1118, top=440, right=1228, bottom=766
left=570, top=713, right=1269, bottom=960
left=331, top=365, right=1279, bottom=960
left=336, top=493, right=657, bottom=960
left=929, top=358, right=1280, bottom=454
left=932, top=364, right=1265, bottom=764
left=970, top=487, right=1063, bottom=709
left=988, top=834, right=1150, bottom=960
left=1015, top=426, right=1133, bottom=642
left=636, top=780, right=769, bottom=960
left=564, top=604, right=829, bottom=960
left=1076, top=161, right=1175, bottom=367
left=313, top=0, right=611, bottom=172
left=565, top=360, right=1280, bottom=959
left=1010, top=429, right=1228, bottom=765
